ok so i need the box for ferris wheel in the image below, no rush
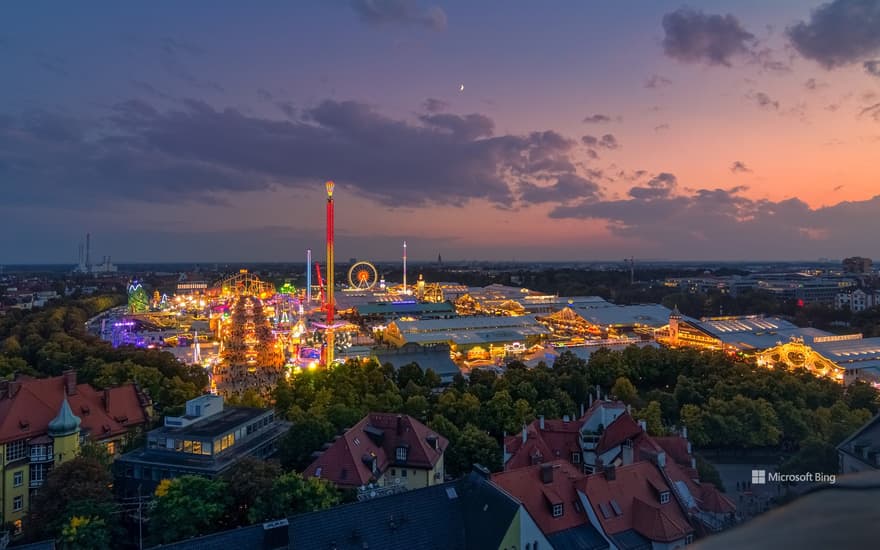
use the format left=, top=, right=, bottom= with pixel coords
left=348, top=261, right=379, bottom=290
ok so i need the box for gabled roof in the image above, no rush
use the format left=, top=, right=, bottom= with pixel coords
left=596, top=414, right=642, bottom=455
left=699, top=484, right=736, bottom=514
left=631, top=496, right=691, bottom=542
left=0, top=372, right=149, bottom=445
left=504, top=418, right=582, bottom=470
left=579, top=461, right=694, bottom=542
left=492, top=460, right=588, bottom=535
left=303, top=413, right=448, bottom=488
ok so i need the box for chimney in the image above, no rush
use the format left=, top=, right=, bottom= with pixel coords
left=540, top=464, right=554, bottom=484
left=626, top=404, right=632, bottom=414
left=103, top=388, right=111, bottom=413
left=0, top=380, right=8, bottom=398
left=580, top=403, right=585, bottom=417
left=522, top=425, right=527, bottom=444
left=623, top=441, right=634, bottom=466
left=681, top=426, right=688, bottom=440
left=539, top=415, right=545, bottom=430
left=262, top=519, right=289, bottom=550
left=638, top=419, right=647, bottom=432
left=596, top=384, right=600, bottom=400
left=604, top=464, right=616, bottom=481
left=589, top=393, right=593, bottom=407
left=656, top=451, right=666, bottom=469
left=596, top=457, right=604, bottom=474
left=563, top=415, right=570, bottom=424
left=691, top=457, right=696, bottom=470
left=396, top=415, right=403, bottom=436
left=62, top=370, right=77, bottom=396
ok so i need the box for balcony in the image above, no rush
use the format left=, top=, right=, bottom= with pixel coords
left=29, top=449, right=53, bottom=463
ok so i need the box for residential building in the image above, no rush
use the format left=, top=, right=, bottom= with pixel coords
left=113, top=394, right=290, bottom=497
left=503, top=397, right=699, bottom=477
left=837, top=414, right=880, bottom=474
left=836, top=289, right=879, bottom=312
left=148, top=470, right=550, bottom=550
left=303, top=413, right=447, bottom=494
left=0, top=371, right=150, bottom=535
left=494, top=454, right=737, bottom=549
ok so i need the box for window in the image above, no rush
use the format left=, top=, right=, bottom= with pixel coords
left=106, top=441, right=116, bottom=455
left=193, top=441, right=202, bottom=455
left=686, top=534, right=694, bottom=545
left=660, top=491, right=670, bottom=504
left=13, top=520, right=22, bottom=535
left=401, top=468, right=408, bottom=477
left=30, top=463, right=47, bottom=487
left=552, top=503, right=563, bottom=517
left=571, top=452, right=580, bottom=464
left=14, top=470, right=23, bottom=487
left=396, top=446, right=408, bottom=461
left=391, top=469, right=396, bottom=476
left=6, top=439, right=26, bottom=462
left=13, top=495, right=24, bottom=512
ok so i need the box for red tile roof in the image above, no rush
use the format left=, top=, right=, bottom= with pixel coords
left=303, top=413, right=448, bottom=488
left=580, top=461, right=694, bottom=542
left=654, top=436, right=692, bottom=467
left=491, top=460, right=588, bottom=535
left=504, top=419, right=581, bottom=470
left=0, top=372, right=150, bottom=445
left=596, top=413, right=643, bottom=455
left=699, top=484, right=736, bottom=514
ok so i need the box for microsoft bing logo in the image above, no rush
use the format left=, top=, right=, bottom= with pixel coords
left=751, top=470, right=766, bottom=485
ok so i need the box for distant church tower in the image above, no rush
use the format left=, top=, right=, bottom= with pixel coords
left=669, top=305, right=682, bottom=345
left=48, top=397, right=82, bottom=465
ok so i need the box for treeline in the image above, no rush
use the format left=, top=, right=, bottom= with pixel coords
left=22, top=455, right=340, bottom=548
left=0, top=295, right=206, bottom=414
left=268, top=345, right=878, bottom=481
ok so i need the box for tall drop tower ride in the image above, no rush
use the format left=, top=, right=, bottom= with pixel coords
left=325, top=181, right=336, bottom=366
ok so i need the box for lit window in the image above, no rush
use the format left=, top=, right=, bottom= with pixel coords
left=13, top=471, right=23, bottom=487
left=106, top=441, right=116, bottom=455
left=13, top=520, right=22, bottom=535
left=13, top=495, right=23, bottom=512
left=552, top=503, right=563, bottom=517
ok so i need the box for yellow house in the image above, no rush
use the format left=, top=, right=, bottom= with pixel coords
left=0, top=371, right=151, bottom=535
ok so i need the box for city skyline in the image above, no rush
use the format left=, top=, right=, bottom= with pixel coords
left=2, top=1, right=880, bottom=263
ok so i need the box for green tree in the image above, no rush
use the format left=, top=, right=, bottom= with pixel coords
left=278, top=416, right=336, bottom=471
left=249, top=472, right=340, bottom=523
left=611, top=376, right=639, bottom=405
left=779, top=437, right=838, bottom=476
left=26, top=457, right=115, bottom=543
left=445, top=424, right=501, bottom=477
left=403, top=395, right=430, bottom=421
left=221, top=457, right=282, bottom=527
left=61, top=515, right=111, bottom=550
left=150, top=476, right=230, bottom=545
left=680, top=404, right=709, bottom=447
left=636, top=401, right=665, bottom=436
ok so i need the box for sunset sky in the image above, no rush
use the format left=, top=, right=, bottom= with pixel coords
left=1, top=1, right=879, bottom=263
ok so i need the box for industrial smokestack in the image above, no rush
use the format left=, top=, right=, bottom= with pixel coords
left=85, top=233, right=91, bottom=271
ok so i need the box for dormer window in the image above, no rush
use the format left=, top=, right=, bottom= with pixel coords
left=396, top=446, right=408, bottom=462
left=571, top=452, right=580, bottom=464
left=660, top=491, right=670, bottom=504
left=552, top=503, right=564, bottom=518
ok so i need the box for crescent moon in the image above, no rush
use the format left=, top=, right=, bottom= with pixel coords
left=459, top=84, right=464, bottom=92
